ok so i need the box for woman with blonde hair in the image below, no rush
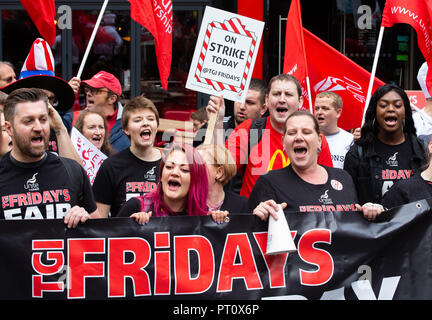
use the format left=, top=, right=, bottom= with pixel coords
left=198, top=144, right=248, bottom=214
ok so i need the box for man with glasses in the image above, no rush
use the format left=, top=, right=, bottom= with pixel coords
left=64, top=71, right=130, bottom=152
left=0, top=62, right=16, bottom=88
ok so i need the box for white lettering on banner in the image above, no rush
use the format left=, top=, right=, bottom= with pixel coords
left=70, top=128, right=107, bottom=185
left=390, top=6, right=431, bottom=55
left=153, top=0, right=173, bottom=34
left=262, top=276, right=401, bottom=300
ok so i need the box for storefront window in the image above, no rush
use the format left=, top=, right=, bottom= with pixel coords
left=140, top=10, right=199, bottom=118
left=335, top=0, right=416, bottom=88
left=72, top=10, right=131, bottom=104
left=2, top=10, right=56, bottom=77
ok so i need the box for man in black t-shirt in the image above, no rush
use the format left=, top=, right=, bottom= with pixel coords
left=1, top=88, right=99, bottom=228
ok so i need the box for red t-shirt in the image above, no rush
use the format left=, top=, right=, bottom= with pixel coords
left=225, top=117, right=333, bottom=197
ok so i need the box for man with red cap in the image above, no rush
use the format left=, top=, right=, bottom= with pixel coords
left=64, top=71, right=130, bottom=152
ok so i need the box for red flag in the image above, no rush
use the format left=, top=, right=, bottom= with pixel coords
left=283, top=0, right=307, bottom=82
left=382, top=0, right=432, bottom=97
left=129, top=0, right=172, bottom=90
left=302, top=28, right=385, bottom=131
left=19, top=0, right=56, bottom=46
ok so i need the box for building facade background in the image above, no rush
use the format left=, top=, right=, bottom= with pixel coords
left=0, top=0, right=424, bottom=116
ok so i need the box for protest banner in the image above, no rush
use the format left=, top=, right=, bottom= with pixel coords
left=186, top=6, right=264, bottom=103
left=1, top=198, right=432, bottom=300
left=70, top=127, right=107, bottom=185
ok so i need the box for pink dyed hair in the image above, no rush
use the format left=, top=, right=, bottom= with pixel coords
left=139, top=143, right=208, bottom=216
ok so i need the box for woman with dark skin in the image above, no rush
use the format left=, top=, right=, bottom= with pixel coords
left=344, top=84, right=426, bottom=209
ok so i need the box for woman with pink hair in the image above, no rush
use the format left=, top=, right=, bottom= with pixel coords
left=118, top=143, right=228, bottom=223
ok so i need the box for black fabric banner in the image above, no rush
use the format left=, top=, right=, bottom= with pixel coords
left=1, top=197, right=432, bottom=300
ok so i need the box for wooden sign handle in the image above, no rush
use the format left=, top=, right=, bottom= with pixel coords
left=203, top=97, right=221, bottom=145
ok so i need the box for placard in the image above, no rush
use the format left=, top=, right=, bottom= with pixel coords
left=186, top=6, right=264, bottom=102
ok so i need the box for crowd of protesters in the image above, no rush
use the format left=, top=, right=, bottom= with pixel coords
left=1, top=37, right=432, bottom=231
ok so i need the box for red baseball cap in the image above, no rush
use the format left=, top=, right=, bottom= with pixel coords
left=82, top=71, right=122, bottom=96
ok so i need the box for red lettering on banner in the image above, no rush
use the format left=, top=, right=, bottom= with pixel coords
left=298, top=229, right=334, bottom=286
left=217, top=233, right=263, bottom=292
left=31, top=240, right=65, bottom=298
left=108, top=238, right=151, bottom=297
left=32, top=251, right=64, bottom=275
left=68, top=239, right=105, bottom=299
left=253, top=231, right=296, bottom=288
left=174, top=235, right=214, bottom=294
left=154, top=232, right=171, bottom=295
left=32, top=275, right=64, bottom=298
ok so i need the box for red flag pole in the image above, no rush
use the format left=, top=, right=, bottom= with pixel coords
left=362, top=26, right=385, bottom=126
left=76, top=0, right=110, bottom=78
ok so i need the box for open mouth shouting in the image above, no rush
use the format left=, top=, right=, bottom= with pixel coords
left=275, top=106, right=289, bottom=118
left=167, top=178, right=181, bottom=191
left=90, top=135, right=103, bottom=148
left=140, top=128, right=153, bottom=142
left=383, top=115, right=399, bottom=128
left=293, top=145, right=308, bottom=160
left=31, top=135, right=44, bottom=147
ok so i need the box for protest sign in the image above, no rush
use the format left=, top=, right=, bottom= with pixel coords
left=70, top=127, right=107, bottom=185
left=186, top=6, right=264, bottom=102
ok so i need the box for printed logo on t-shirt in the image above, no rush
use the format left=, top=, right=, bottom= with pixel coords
left=318, top=190, right=333, bottom=205
left=24, top=173, right=39, bottom=192
left=330, top=179, right=343, bottom=191
left=144, top=166, right=157, bottom=181
left=386, top=152, right=399, bottom=167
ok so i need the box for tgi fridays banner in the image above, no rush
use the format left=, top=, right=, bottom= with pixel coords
left=1, top=198, right=432, bottom=300
left=186, top=6, right=264, bottom=102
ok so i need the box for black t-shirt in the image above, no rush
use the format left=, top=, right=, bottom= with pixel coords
left=92, top=148, right=161, bottom=217
left=248, top=165, right=358, bottom=213
left=382, top=174, right=432, bottom=209
left=375, top=139, right=414, bottom=196
left=221, top=191, right=248, bottom=214
left=0, top=152, right=96, bottom=220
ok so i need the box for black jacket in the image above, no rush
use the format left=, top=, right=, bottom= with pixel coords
left=343, top=134, right=427, bottom=205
